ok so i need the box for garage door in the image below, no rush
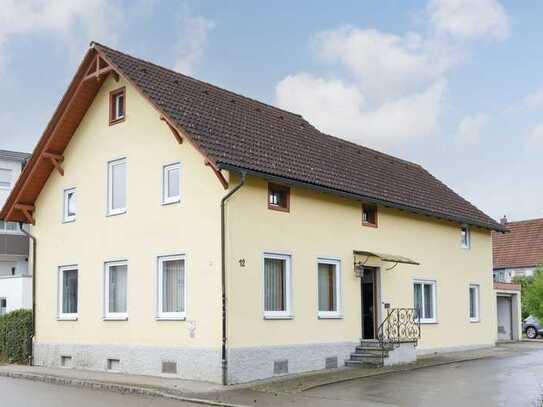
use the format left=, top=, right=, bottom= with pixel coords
left=497, top=296, right=512, bottom=341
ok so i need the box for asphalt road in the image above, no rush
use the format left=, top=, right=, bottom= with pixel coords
left=0, top=376, right=198, bottom=407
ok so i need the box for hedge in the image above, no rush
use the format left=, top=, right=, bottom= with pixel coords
left=0, top=309, right=33, bottom=364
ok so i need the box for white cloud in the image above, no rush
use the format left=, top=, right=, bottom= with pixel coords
left=516, top=86, right=543, bottom=111
left=527, top=123, right=543, bottom=150
left=174, top=9, right=215, bottom=75
left=428, top=0, right=510, bottom=40
left=455, top=113, right=488, bottom=144
left=0, top=0, right=123, bottom=73
left=275, top=0, right=510, bottom=149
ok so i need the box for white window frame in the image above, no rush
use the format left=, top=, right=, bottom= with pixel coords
left=263, top=252, right=292, bottom=319
left=413, top=279, right=437, bottom=324
left=63, top=187, right=76, bottom=223
left=0, top=220, right=22, bottom=235
left=114, top=92, right=125, bottom=120
left=107, top=158, right=127, bottom=216
left=469, top=284, right=480, bottom=322
left=0, top=168, right=12, bottom=190
left=104, top=260, right=128, bottom=320
left=316, top=258, right=342, bottom=319
left=157, top=254, right=187, bottom=320
left=57, top=265, right=79, bottom=320
left=461, top=225, right=471, bottom=249
left=0, top=298, right=7, bottom=316
left=162, top=162, right=181, bottom=205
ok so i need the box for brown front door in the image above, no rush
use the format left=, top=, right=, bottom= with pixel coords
left=361, top=267, right=377, bottom=339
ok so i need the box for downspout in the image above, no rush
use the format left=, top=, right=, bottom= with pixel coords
left=220, top=171, right=246, bottom=385
left=19, top=222, right=36, bottom=362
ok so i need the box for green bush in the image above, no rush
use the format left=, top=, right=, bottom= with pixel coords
left=0, top=309, right=33, bottom=364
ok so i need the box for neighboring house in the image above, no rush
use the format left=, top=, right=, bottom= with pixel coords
left=0, top=43, right=506, bottom=384
left=0, top=149, right=32, bottom=315
left=492, top=217, right=541, bottom=341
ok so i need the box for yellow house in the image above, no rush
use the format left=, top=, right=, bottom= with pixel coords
left=0, top=43, right=507, bottom=384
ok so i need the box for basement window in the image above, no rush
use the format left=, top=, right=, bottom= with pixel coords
left=268, top=183, right=289, bottom=212
left=362, top=204, right=378, bottom=227
left=109, top=87, right=125, bottom=125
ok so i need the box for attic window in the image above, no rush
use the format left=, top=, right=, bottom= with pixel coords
left=362, top=204, right=378, bottom=227
left=109, top=87, right=125, bottom=125
left=268, top=183, right=290, bottom=212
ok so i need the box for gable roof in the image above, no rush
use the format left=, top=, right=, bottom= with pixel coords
left=493, top=218, right=543, bottom=269
left=0, top=42, right=505, bottom=232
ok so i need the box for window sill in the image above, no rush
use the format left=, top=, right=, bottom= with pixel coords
left=469, top=319, right=480, bottom=323
left=267, top=204, right=289, bottom=213
left=362, top=222, right=378, bottom=228
left=156, top=316, right=186, bottom=321
left=106, top=210, right=127, bottom=218
left=263, top=315, right=293, bottom=320
left=109, top=117, right=126, bottom=126
left=62, top=219, right=76, bottom=224
left=57, top=315, right=78, bottom=321
left=103, top=316, right=128, bottom=321
left=162, top=199, right=181, bottom=206
left=318, top=314, right=343, bottom=320
left=419, top=320, right=438, bottom=325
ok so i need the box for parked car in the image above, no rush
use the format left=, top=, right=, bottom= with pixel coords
left=523, top=316, right=543, bottom=339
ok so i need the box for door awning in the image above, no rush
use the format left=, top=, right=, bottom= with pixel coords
left=354, top=250, right=420, bottom=270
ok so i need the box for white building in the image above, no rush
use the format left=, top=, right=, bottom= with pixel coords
left=0, top=150, right=32, bottom=315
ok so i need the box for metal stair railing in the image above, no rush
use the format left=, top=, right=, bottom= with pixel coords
left=376, top=308, right=421, bottom=363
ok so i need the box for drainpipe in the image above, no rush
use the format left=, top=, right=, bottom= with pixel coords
left=19, top=222, right=36, bottom=362
left=220, top=171, right=246, bottom=385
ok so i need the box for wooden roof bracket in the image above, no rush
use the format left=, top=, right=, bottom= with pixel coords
left=42, top=152, right=64, bottom=176
left=205, top=160, right=228, bottom=190
left=14, top=204, right=35, bottom=225
left=160, top=115, right=183, bottom=144
left=83, top=54, right=119, bottom=82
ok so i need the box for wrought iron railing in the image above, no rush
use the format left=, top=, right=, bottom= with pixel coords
left=377, top=308, right=421, bottom=350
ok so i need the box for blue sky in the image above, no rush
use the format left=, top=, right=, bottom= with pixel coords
left=0, top=0, right=542, bottom=221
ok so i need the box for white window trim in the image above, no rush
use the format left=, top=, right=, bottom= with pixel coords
left=157, top=254, right=187, bottom=320
left=414, top=279, right=437, bottom=324
left=63, top=187, right=76, bottom=223
left=114, top=93, right=125, bottom=120
left=107, top=158, right=127, bottom=216
left=469, top=284, right=480, bottom=322
left=263, top=252, right=292, bottom=319
left=316, top=257, right=342, bottom=319
left=162, top=162, right=181, bottom=205
left=104, top=260, right=128, bottom=320
left=57, top=265, right=79, bottom=321
left=461, top=225, right=471, bottom=249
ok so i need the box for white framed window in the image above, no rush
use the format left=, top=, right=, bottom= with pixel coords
left=0, top=298, right=6, bottom=316
left=107, top=158, right=127, bottom=216
left=109, top=87, right=126, bottom=124
left=157, top=254, right=186, bottom=320
left=317, top=258, right=341, bottom=318
left=58, top=265, right=78, bottom=320
left=469, top=284, right=480, bottom=322
left=104, top=260, right=128, bottom=320
left=460, top=225, right=471, bottom=249
left=263, top=253, right=291, bottom=319
left=413, top=280, right=437, bottom=323
left=162, top=163, right=181, bottom=205
left=63, top=188, right=76, bottom=223
left=0, top=168, right=12, bottom=190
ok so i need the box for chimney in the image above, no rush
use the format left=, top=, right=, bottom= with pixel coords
left=500, top=215, right=508, bottom=225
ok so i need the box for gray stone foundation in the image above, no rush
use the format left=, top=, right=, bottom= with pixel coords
left=33, top=342, right=222, bottom=383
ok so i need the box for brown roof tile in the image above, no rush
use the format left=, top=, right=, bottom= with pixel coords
left=493, top=218, right=543, bottom=269
left=95, top=43, right=502, bottom=231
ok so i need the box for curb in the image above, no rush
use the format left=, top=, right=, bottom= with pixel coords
left=299, top=354, right=495, bottom=392
left=0, top=370, right=248, bottom=407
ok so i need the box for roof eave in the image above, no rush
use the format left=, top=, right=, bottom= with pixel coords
left=218, top=163, right=507, bottom=233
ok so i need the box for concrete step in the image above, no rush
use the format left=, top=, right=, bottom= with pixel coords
left=345, top=359, right=383, bottom=368
left=356, top=345, right=391, bottom=354
left=350, top=352, right=383, bottom=361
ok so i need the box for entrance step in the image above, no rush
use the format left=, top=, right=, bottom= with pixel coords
left=344, top=358, right=383, bottom=368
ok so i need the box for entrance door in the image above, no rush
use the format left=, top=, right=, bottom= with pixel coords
left=361, top=268, right=377, bottom=339
left=497, top=296, right=513, bottom=341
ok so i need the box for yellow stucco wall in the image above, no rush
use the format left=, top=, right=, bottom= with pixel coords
left=225, top=176, right=497, bottom=351
left=32, top=76, right=225, bottom=348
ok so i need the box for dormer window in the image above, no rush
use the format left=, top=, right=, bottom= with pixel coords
left=268, top=183, right=290, bottom=212
left=362, top=204, right=378, bottom=227
left=109, top=87, right=125, bottom=125
left=461, top=225, right=471, bottom=249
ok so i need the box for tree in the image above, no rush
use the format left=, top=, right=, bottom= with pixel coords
left=514, top=266, right=543, bottom=320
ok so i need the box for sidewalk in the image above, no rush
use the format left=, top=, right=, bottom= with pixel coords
left=0, top=344, right=525, bottom=406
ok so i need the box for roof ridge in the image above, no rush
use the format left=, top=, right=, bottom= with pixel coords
left=505, top=218, right=543, bottom=225
left=91, top=41, right=303, bottom=119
